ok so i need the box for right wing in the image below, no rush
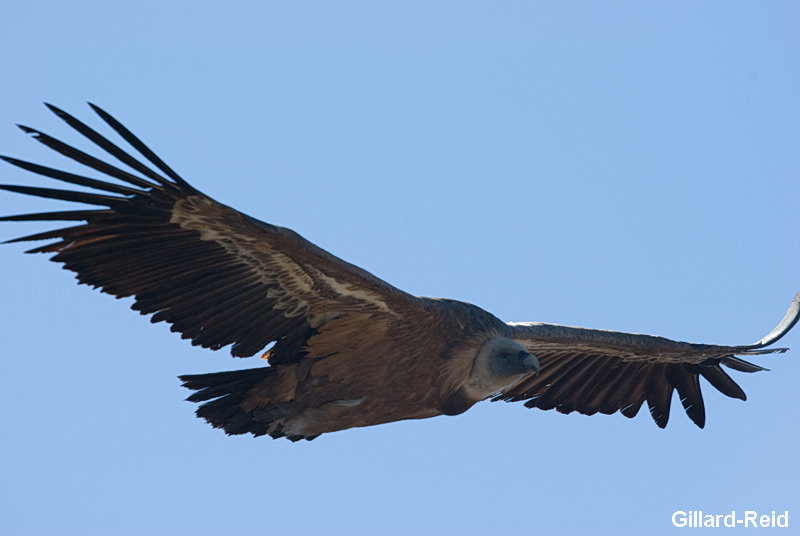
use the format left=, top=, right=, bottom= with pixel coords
left=1, top=104, right=414, bottom=363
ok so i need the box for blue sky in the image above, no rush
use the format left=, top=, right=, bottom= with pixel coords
left=1, top=2, right=798, bottom=535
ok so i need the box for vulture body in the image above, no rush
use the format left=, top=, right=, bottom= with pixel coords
left=1, top=104, right=797, bottom=441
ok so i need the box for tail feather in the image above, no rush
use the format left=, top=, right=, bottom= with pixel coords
left=180, top=367, right=274, bottom=437
left=179, top=367, right=317, bottom=441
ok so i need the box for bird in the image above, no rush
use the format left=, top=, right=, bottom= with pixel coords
left=1, top=104, right=797, bottom=442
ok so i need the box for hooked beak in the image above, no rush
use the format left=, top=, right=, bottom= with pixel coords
left=520, top=352, right=540, bottom=376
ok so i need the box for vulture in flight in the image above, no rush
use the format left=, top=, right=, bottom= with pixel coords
left=1, top=104, right=798, bottom=442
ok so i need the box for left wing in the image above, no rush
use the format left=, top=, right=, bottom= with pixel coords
left=497, top=292, right=799, bottom=428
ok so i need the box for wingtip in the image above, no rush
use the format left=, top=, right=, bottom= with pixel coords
left=16, top=124, right=37, bottom=135
left=45, top=103, right=77, bottom=125
left=87, top=102, right=108, bottom=118
left=44, top=102, right=63, bottom=115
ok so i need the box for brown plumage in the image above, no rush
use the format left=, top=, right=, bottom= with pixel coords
left=1, top=104, right=797, bottom=441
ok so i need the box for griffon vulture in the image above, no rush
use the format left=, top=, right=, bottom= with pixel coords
left=1, top=104, right=797, bottom=441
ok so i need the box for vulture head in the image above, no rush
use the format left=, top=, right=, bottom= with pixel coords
left=462, top=338, right=540, bottom=402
